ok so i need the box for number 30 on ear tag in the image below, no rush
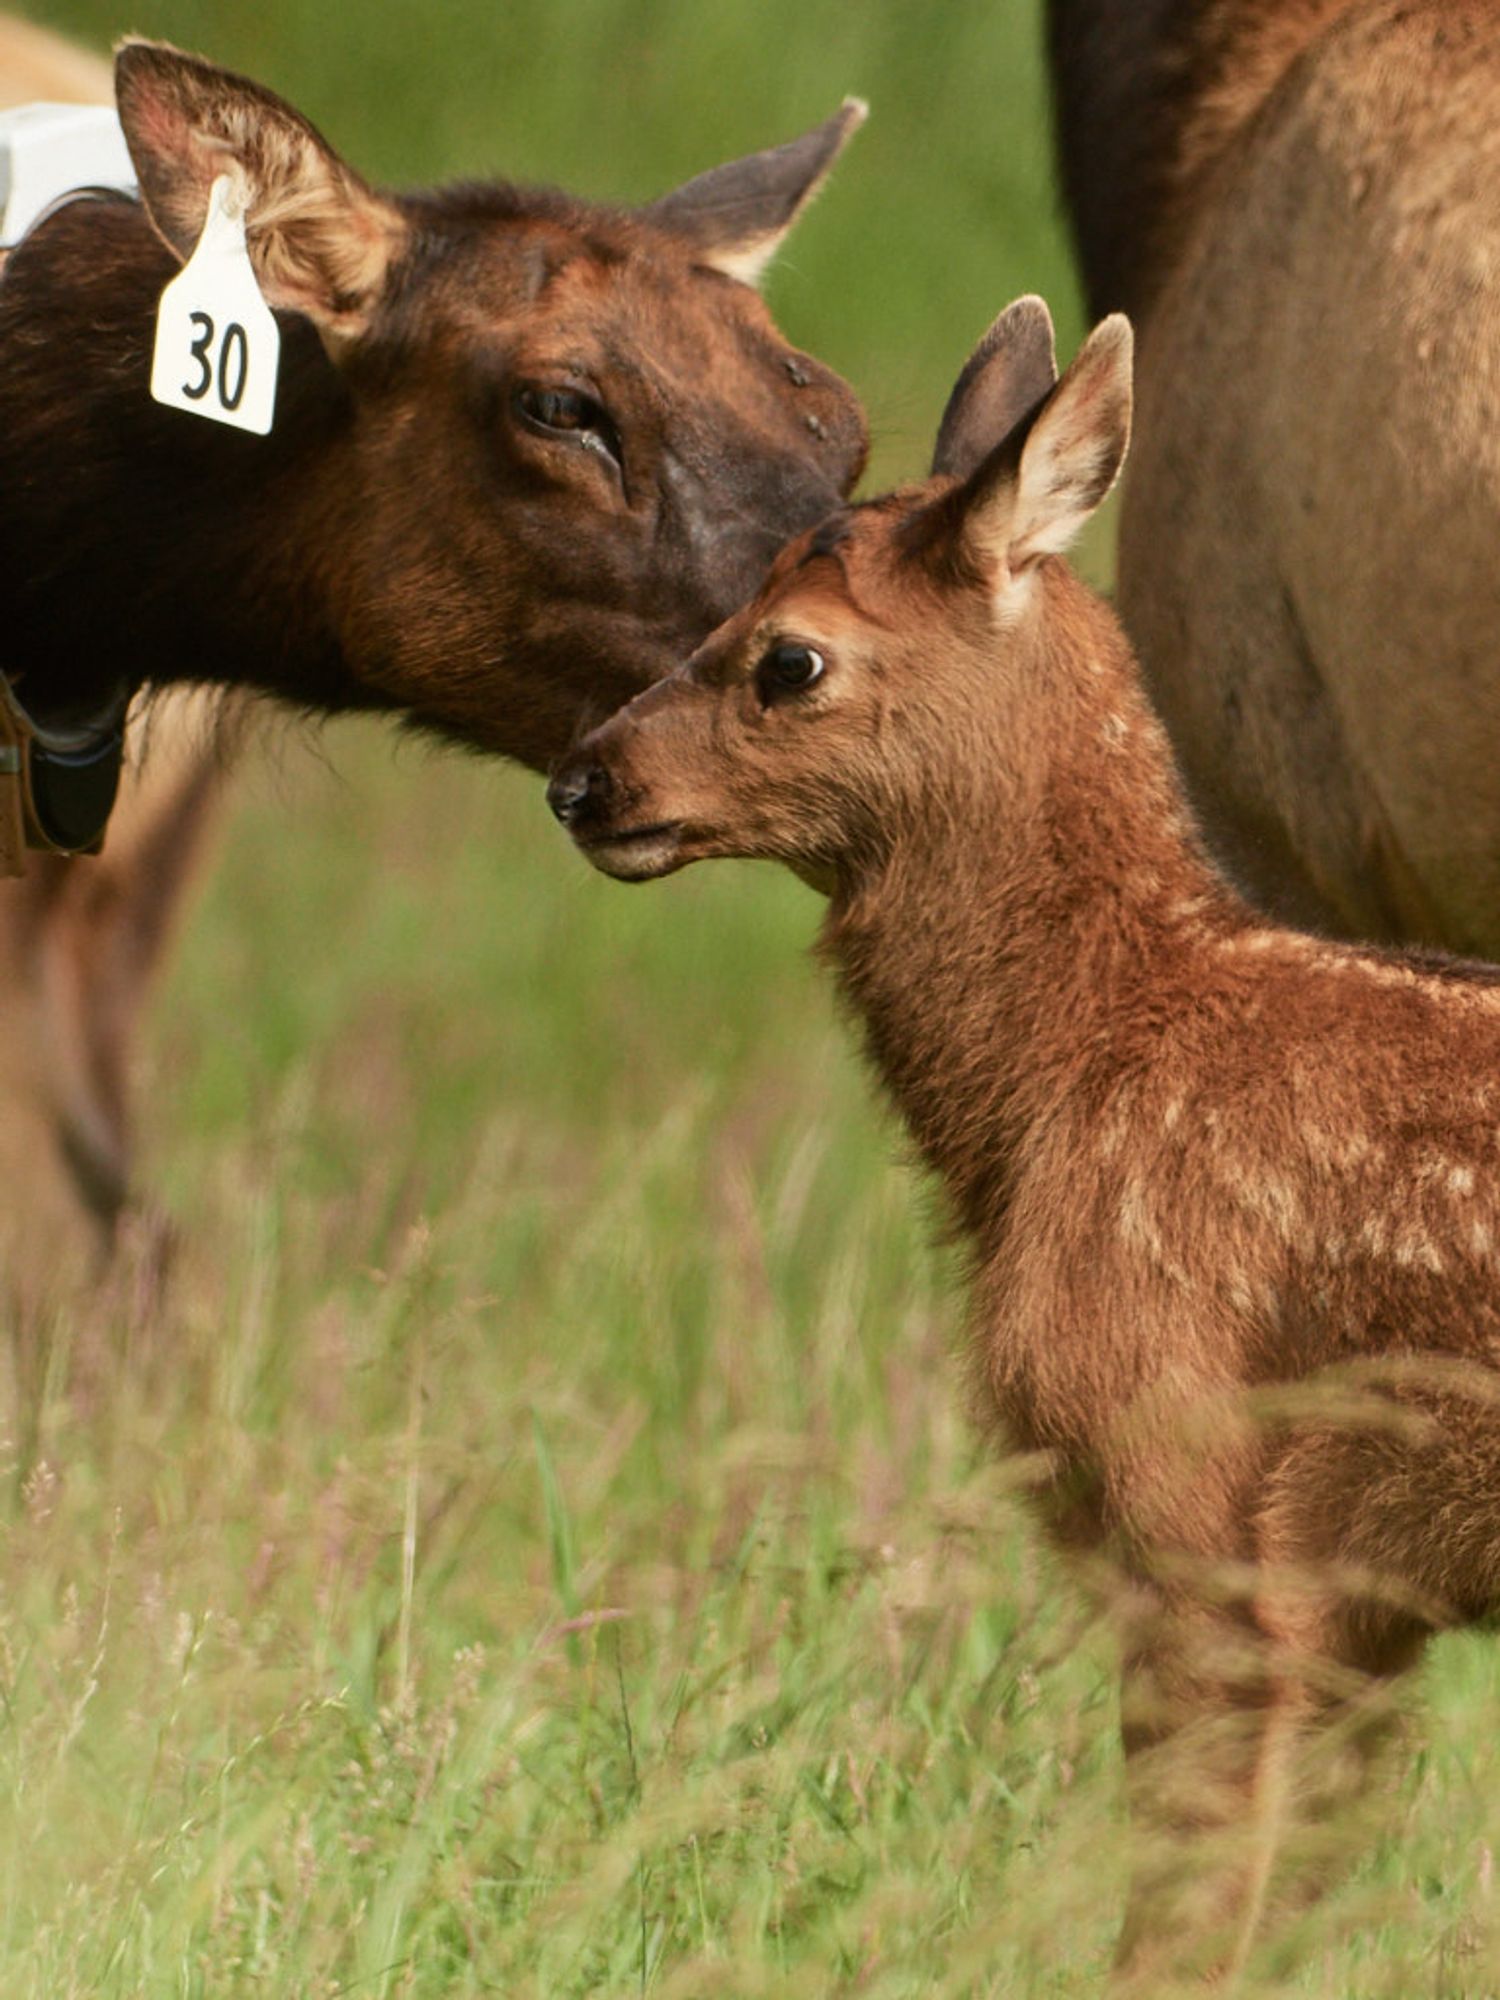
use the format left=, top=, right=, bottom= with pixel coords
left=151, top=174, right=279, bottom=436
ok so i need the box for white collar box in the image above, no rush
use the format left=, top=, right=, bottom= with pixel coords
left=0, top=102, right=135, bottom=249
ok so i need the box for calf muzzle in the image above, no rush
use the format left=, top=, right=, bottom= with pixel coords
left=546, top=759, right=612, bottom=830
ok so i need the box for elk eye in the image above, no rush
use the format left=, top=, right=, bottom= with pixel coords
left=756, top=641, right=825, bottom=704
left=513, top=383, right=622, bottom=466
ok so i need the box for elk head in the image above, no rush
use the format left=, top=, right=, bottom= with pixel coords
left=0, top=44, right=868, bottom=767
left=548, top=297, right=1133, bottom=883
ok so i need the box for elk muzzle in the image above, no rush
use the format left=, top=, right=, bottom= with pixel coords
left=546, top=759, right=612, bottom=830
left=547, top=739, right=685, bottom=880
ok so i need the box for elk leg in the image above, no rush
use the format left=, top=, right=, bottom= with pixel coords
left=1111, top=1595, right=1293, bottom=1991
left=0, top=692, right=230, bottom=1330
left=1109, top=1583, right=1407, bottom=1994
left=1109, top=1371, right=1496, bottom=1987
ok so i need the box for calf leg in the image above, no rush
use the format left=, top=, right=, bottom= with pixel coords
left=1108, top=1365, right=1500, bottom=1987
left=1110, top=1573, right=1418, bottom=1993
left=1111, top=1595, right=1293, bottom=1991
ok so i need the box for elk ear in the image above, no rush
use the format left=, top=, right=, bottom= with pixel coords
left=931, top=296, right=1058, bottom=480
left=114, top=40, right=407, bottom=345
left=955, top=313, right=1133, bottom=585
left=643, top=98, right=867, bottom=287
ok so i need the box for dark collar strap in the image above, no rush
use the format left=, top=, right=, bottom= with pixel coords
left=0, top=673, right=129, bottom=874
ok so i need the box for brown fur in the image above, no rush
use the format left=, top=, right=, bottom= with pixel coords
left=0, top=31, right=867, bottom=1313
left=1048, top=0, right=1359, bottom=323
left=1051, top=0, right=1500, bottom=954
left=553, top=302, right=1500, bottom=1982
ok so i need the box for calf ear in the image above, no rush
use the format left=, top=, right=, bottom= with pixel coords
left=931, top=296, right=1058, bottom=480
left=644, top=98, right=866, bottom=287
left=954, top=314, right=1133, bottom=585
left=114, top=40, right=407, bottom=345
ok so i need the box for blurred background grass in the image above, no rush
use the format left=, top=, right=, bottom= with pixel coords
left=3, top=2, right=1498, bottom=1993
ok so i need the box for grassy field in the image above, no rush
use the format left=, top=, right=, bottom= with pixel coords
left=5, top=1, right=1500, bottom=1993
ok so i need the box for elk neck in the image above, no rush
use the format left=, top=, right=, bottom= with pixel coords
left=1047, top=0, right=1359, bottom=320
left=822, top=564, right=1247, bottom=1249
left=0, top=198, right=368, bottom=728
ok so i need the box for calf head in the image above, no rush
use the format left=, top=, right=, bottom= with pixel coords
left=549, top=298, right=1132, bottom=880
left=0, top=45, right=868, bottom=765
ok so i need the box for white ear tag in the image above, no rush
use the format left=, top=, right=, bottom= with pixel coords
left=151, top=174, right=279, bottom=436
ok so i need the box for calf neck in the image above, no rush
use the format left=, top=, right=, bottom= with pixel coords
left=554, top=298, right=1500, bottom=1982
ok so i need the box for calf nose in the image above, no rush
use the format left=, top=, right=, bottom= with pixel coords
left=547, top=761, right=611, bottom=828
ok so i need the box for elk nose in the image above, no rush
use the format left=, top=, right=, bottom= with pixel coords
left=547, top=761, right=611, bottom=828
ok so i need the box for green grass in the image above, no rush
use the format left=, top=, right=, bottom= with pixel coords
left=2, top=0, right=1499, bottom=1991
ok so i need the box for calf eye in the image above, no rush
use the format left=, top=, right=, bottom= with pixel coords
left=756, top=641, right=825, bottom=704
left=513, top=383, right=622, bottom=467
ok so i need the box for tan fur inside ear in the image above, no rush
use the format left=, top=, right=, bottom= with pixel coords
left=703, top=227, right=789, bottom=290
left=116, top=40, right=407, bottom=341
left=1008, top=314, right=1134, bottom=570
left=242, top=157, right=406, bottom=336
left=645, top=97, right=866, bottom=290
left=950, top=314, right=1133, bottom=606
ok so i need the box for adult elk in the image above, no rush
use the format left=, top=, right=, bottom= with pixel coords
left=0, top=34, right=866, bottom=1310
left=552, top=298, right=1500, bottom=1986
left=1049, top=0, right=1500, bottom=953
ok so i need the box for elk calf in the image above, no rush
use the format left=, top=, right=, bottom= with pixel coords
left=551, top=298, right=1500, bottom=1984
